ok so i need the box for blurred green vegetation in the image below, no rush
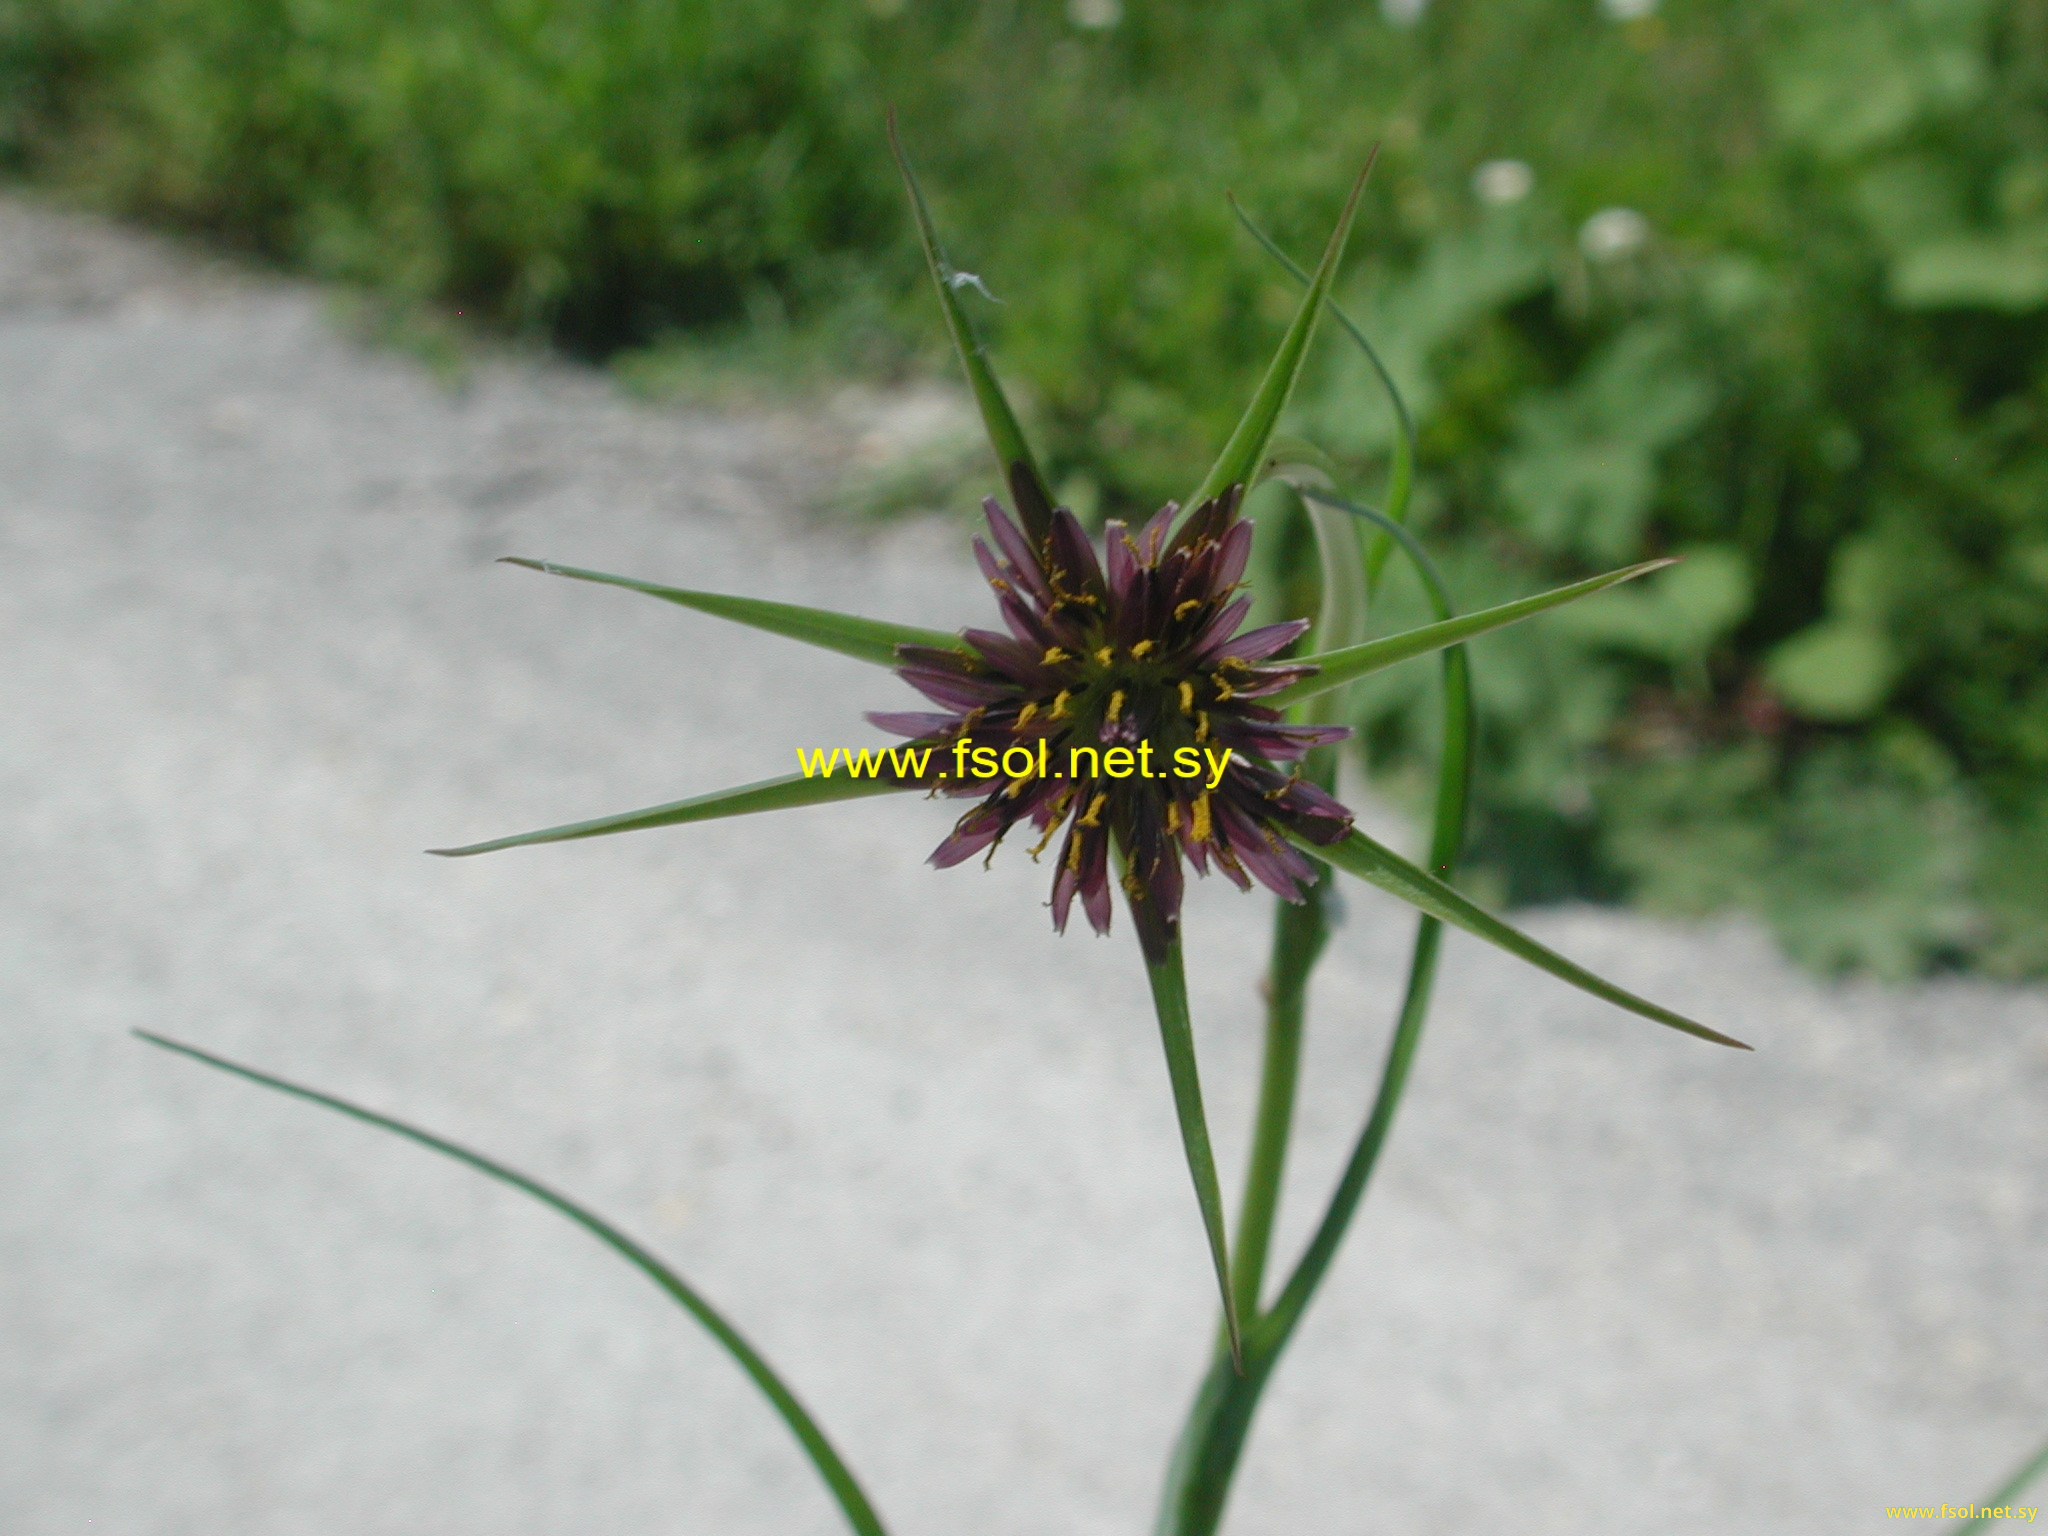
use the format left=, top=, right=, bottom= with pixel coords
left=6, top=0, right=2046, bottom=977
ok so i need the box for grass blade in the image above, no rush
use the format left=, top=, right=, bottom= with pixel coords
left=429, top=773, right=911, bottom=858
left=132, top=1031, right=891, bottom=1536
left=1953, top=1434, right=2048, bottom=1532
left=1183, top=154, right=1374, bottom=520
left=887, top=112, right=1056, bottom=549
left=1270, top=552, right=1674, bottom=708
left=499, top=558, right=965, bottom=666
left=1302, top=828, right=1750, bottom=1049
left=1144, top=941, right=1245, bottom=1372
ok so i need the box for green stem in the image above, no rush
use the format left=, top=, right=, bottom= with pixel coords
left=1229, top=876, right=1328, bottom=1326
left=1151, top=1338, right=1278, bottom=1536
left=1153, top=503, right=1474, bottom=1536
left=1261, top=914, right=1442, bottom=1342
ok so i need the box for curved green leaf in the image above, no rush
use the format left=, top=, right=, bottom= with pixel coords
left=429, top=772, right=912, bottom=858
left=1270, top=554, right=1675, bottom=707
left=132, top=1031, right=891, bottom=1536
left=1144, top=941, right=1244, bottom=1372
left=1184, top=157, right=1373, bottom=521
left=1301, top=828, right=1749, bottom=1049
left=499, top=558, right=965, bottom=666
left=887, top=112, right=1056, bottom=548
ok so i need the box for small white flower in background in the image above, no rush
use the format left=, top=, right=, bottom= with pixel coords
left=1580, top=206, right=1651, bottom=260
left=1472, top=159, right=1535, bottom=206
left=1601, top=0, right=1659, bottom=15
left=1380, top=0, right=1428, bottom=25
left=1068, top=0, right=1121, bottom=28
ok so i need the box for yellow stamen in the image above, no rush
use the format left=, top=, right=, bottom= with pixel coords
left=1050, top=690, right=1072, bottom=720
left=1106, top=690, right=1125, bottom=722
left=1122, top=867, right=1146, bottom=900
left=1027, top=816, right=1063, bottom=860
left=1178, top=680, right=1195, bottom=715
left=964, top=705, right=987, bottom=730
left=1191, top=793, right=1213, bottom=843
left=1175, top=599, right=1203, bottom=620
left=1078, top=792, right=1108, bottom=828
left=1016, top=701, right=1039, bottom=728
left=1042, top=647, right=1069, bottom=665
left=1066, top=833, right=1085, bottom=871
left=1165, top=801, right=1183, bottom=834
left=1094, top=645, right=1115, bottom=666
left=1213, top=676, right=1235, bottom=701
left=1132, top=639, right=1155, bottom=658
left=1196, top=711, right=1211, bottom=743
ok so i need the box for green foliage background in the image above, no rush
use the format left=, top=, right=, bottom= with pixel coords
left=6, top=0, right=2045, bottom=977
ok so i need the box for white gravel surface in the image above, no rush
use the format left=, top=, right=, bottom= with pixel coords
left=4, top=192, right=2045, bottom=1536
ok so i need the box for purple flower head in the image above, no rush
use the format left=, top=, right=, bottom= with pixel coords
left=868, top=488, right=1355, bottom=961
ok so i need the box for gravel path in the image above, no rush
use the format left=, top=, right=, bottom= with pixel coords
left=4, top=191, right=2044, bottom=1536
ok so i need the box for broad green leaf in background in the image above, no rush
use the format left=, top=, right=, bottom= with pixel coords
left=1768, top=0, right=1996, bottom=161
left=1766, top=621, right=1896, bottom=722
left=1851, top=154, right=1969, bottom=253
left=1764, top=531, right=1907, bottom=721
left=429, top=773, right=912, bottom=858
left=1499, top=323, right=1714, bottom=564
left=133, top=1032, right=892, bottom=1536
left=1889, top=231, right=2048, bottom=312
left=500, top=558, right=968, bottom=665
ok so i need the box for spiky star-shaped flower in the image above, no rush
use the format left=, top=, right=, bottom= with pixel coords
left=873, top=489, right=1352, bottom=961
left=141, top=129, right=1747, bottom=1536
left=426, top=129, right=1741, bottom=1379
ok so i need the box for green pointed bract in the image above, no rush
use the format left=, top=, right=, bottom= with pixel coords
left=1299, top=829, right=1750, bottom=1049
left=887, top=113, right=1056, bottom=549
left=1144, top=942, right=1245, bottom=1372
left=1270, top=557, right=1676, bottom=708
left=499, top=558, right=965, bottom=667
left=132, top=1031, right=892, bottom=1536
left=1231, top=195, right=1416, bottom=589
left=1181, top=155, right=1375, bottom=527
left=429, top=772, right=912, bottom=858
